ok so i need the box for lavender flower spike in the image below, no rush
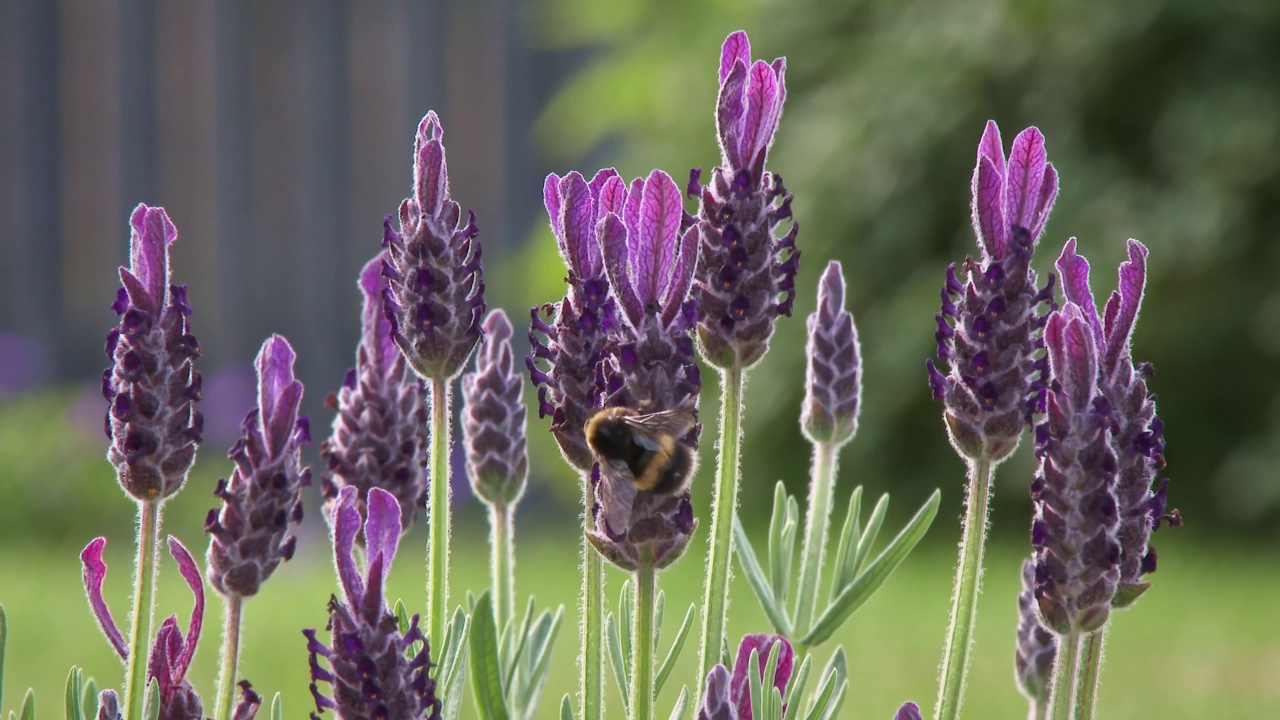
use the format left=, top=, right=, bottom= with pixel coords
left=103, top=204, right=203, bottom=501
left=801, top=261, right=862, bottom=446
left=894, top=703, right=925, bottom=720
left=927, top=122, right=1058, bottom=463
left=692, top=30, right=799, bottom=370
left=696, top=634, right=794, bottom=720
left=1057, top=238, right=1176, bottom=608
left=305, top=486, right=441, bottom=720
left=206, top=335, right=311, bottom=598
left=382, top=111, right=485, bottom=381
left=321, top=254, right=428, bottom=532
left=464, top=310, right=529, bottom=506
left=528, top=169, right=623, bottom=471
left=1031, top=303, right=1121, bottom=634
left=1014, top=557, right=1056, bottom=707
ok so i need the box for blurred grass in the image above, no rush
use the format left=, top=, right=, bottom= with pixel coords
left=1, top=515, right=1276, bottom=719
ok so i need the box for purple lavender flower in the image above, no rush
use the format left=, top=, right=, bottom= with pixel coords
left=463, top=310, right=528, bottom=506
left=96, top=690, right=122, bottom=720
left=305, top=486, right=440, bottom=720
left=801, top=261, right=862, bottom=446
left=894, top=703, right=924, bottom=720
left=1031, top=303, right=1121, bottom=634
left=1014, top=557, right=1056, bottom=706
left=82, top=536, right=207, bottom=720
left=205, top=335, right=311, bottom=598
left=1057, top=238, right=1177, bottom=608
left=527, top=169, right=624, bottom=471
left=927, top=122, right=1058, bottom=464
left=382, top=111, right=485, bottom=382
left=691, top=30, right=799, bottom=370
left=696, top=634, right=795, bottom=720
left=321, top=254, right=428, bottom=532
left=231, top=682, right=263, bottom=720
left=103, top=204, right=203, bottom=501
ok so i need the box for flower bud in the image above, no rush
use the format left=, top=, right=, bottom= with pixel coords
left=802, top=261, right=862, bottom=446
left=463, top=310, right=529, bottom=506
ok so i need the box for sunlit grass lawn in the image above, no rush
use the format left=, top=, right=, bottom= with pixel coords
left=1, top=514, right=1276, bottom=719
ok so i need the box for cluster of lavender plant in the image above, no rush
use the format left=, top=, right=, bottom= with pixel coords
left=0, top=28, right=1179, bottom=720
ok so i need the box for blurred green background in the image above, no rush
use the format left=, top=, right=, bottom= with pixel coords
left=2, top=0, right=1278, bottom=717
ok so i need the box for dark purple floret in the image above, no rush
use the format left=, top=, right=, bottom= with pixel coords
left=697, top=634, right=794, bottom=720
left=802, top=261, right=862, bottom=446
left=231, top=681, right=263, bottom=720
left=1014, top=557, right=1056, bottom=705
left=528, top=169, right=624, bottom=472
left=1057, top=238, right=1177, bottom=608
left=103, top=204, right=203, bottom=501
left=463, top=310, right=529, bottom=507
left=1031, top=304, right=1121, bottom=634
left=928, top=122, right=1058, bottom=464
left=96, top=690, right=122, bottom=720
left=206, top=335, right=311, bottom=598
left=697, top=664, right=736, bottom=720
left=692, top=31, right=798, bottom=370
left=321, top=255, right=428, bottom=533
left=305, top=487, right=441, bottom=720
left=894, top=703, right=924, bottom=720
left=382, top=111, right=485, bottom=382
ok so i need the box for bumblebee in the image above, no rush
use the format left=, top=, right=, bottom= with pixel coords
left=585, top=407, right=698, bottom=531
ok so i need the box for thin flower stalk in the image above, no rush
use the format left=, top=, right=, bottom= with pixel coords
left=631, top=566, right=657, bottom=720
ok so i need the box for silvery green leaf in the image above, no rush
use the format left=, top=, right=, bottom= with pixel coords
left=817, top=680, right=847, bottom=720
left=761, top=641, right=784, bottom=720
left=801, top=491, right=939, bottom=646
left=80, top=679, right=97, bottom=720
left=18, top=688, right=34, bottom=720
left=467, top=593, right=509, bottom=720
left=852, top=493, right=889, bottom=580
left=559, top=694, right=575, bottom=720
left=503, top=598, right=537, bottom=694
left=64, top=666, right=83, bottom=720
left=654, top=590, right=666, bottom=652
left=781, top=654, right=812, bottom=720
left=768, top=482, right=790, bottom=603
left=779, top=495, right=799, bottom=610
left=517, top=605, right=564, bottom=720
left=143, top=678, right=160, bottom=720
left=270, top=692, right=283, bottom=720
left=666, top=686, right=690, bottom=720
left=618, top=579, right=634, bottom=664
left=801, top=666, right=836, bottom=720
left=828, top=487, right=863, bottom=603
left=605, top=612, right=629, bottom=714
left=654, top=604, right=696, bottom=696
left=748, top=648, right=764, bottom=720
left=732, top=515, right=793, bottom=636
left=440, top=606, right=471, bottom=720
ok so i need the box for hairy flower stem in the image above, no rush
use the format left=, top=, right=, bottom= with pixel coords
left=698, top=363, right=745, bottom=690
left=794, top=439, right=838, bottom=635
left=427, top=377, right=452, bottom=649
left=1048, top=630, right=1081, bottom=720
left=934, top=458, right=995, bottom=720
left=123, top=500, right=161, bottom=720
left=490, top=504, right=515, bottom=632
left=630, top=565, right=656, bottom=720
left=212, top=595, right=243, bottom=720
left=581, top=470, right=605, bottom=720
left=1073, top=631, right=1104, bottom=720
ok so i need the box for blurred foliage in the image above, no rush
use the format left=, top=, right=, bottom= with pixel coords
left=522, top=0, right=1280, bottom=536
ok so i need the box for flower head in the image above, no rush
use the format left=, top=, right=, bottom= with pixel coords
left=696, top=634, right=795, bottom=720
left=103, top=204, right=203, bottom=501
left=1031, top=302, right=1121, bottom=634
left=1056, top=238, right=1176, bottom=608
left=692, top=31, right=798, bottom=370
left=1014, top=557, right=1056, bottom=706
left=894, top=703, right=924, bottom=720
left=206, top=335, right=311, bottom=598
left=321, top=255, right=428, bottom=532
left=463, top=310, right=529, bottom=506
left=96, top=690, right=122, bottom=720
left=382, top=111, right=485, bottom=381
left=927, top=122, right=1058, bottom=463
left=305, top=486, right=440, bottom=719
left=801, top=261, right=862, bottom=446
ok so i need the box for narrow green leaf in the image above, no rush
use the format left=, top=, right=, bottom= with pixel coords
left=467, top=591, right=478, bottom=612
left=440, top=607, right=472, bottom=720
left=64, top=665, right=83, bottom=720
left=818, top=647, right=848, bottom=707
left=801, top=491, right=939, bottom=646
left=748, top=649, right=764, bottom=720
left=604, top=612, right=630, bottom=714
left=517, top=606, right=564, bottom=717
left=851, top=493, right=889, bottom=579
left=468, top=593, right=510, bottom=720
left=781, top=654, right=812, bottom=720
left=817, top=680, right=847, bottom=720
left=18, top=688, right=34, bottom=720
left=801, top=669, right=835, bottom=720
left=778, top=496, right=799, bottom=610
left=827, top=488, right=863, bottom=603
left=618, top=579, right=634, bottom=666
left=667, top=686, right=690, bottom=720
left=767, top=482, right=790, bottom=603
left=760, top=641, right=784, bottom=720
left=559, top=694, right=575, bottom=720
left=731, top=516, right=793, bottom=636
left=143, top=677, right=161, bottom=720
left=654, top=603, right=695, bottom=695
left=653, top=589, right=666, bottom=653
left=502, top=598, right=536, bottom=695
left=81, top=678, right=97, bottom=719
left=270, top=692, right=283, bottom=720
left=0, top=605, right=7, bottom=712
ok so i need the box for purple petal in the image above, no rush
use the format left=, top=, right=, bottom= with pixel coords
left=661, top=225, right=700, bottom=326
left=635, top=170, right=683, bottom=304
left=623, top=177, right=645, bottom=248
left=149, top=617, right=182, bottom=688
left=977, top=120, right=1005, bottom=176
left=80, top=537, right=128, bottom=661
left=1055, top=238, right=1103, bottom=348
left=894, top=702, right=924, bottom=720
left=589, top=168, right=622, bottom=207
left=597, top=172, right=628, bottom=217
left=1031, top=163, right=1059, bottom=240
left=128, top=204, right=177, bottom=313
left=719, top=31, right=751, bottom=85
left=364, top=487, right=403, bottom=578
left=716, top=61, right=749, bottom=170
left=739, top=60, right=781, bottom=176
left=359, top=253, right=398, bottom=373
left=256, top=335, right=302, bottom=458
left=558, top=171, right=596, bottom=277
left=600, top=214, right=644, bottom=329
left=1005, top=126, right=1047, bottom=232
left=414, top=112, right=448, bottom=218
left=1103, top=239, right=1149, bottom=373
left=1057, top=310, right=1098, bottom=412
left=972, top=155, right=1006, bottom=259
left=166, top=535, right=204, bottom=682
left=331, top=485, right=365, bottom=610
left=818, top=260, right=846, bottom=315
left=698, top=664, right=736, bottom=720
left=543, top=172, right=563, bottom=241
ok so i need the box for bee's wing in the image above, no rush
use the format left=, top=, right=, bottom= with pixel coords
left=596, top=458, right=638, bottom=535
left=618, top=408, right=698, bottom=442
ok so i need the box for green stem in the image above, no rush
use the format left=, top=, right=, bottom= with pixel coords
left=630, top=565, right=656, bottom=720
left=933, top=458, right=995, bottom=720
left=212, top=594, right=244, bottom=720
left=1048, top=630, right=1081, bottom=720
left=1073, top=630, right=1105, bottom=720
left=793, top=439, right=838, bottom=636
left=581, top=469, right=605, bottom=720
left=123, top=500, right=161, bottom=720
left=490, top=503, right=515, bottom=633
left=427, top=377, right=453, bottom=649
left=697, top=363, right=745, bottom=693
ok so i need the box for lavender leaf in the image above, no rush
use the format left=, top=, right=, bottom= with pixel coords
left=827, top=488, right=863, bottom=603
left=654, top=603, right=696, bottom=696
left=731, top=517, right=793, bottom=636
left=604, top=612, right=630, bottom=716
left=467, top=593, right=510, bottom=720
